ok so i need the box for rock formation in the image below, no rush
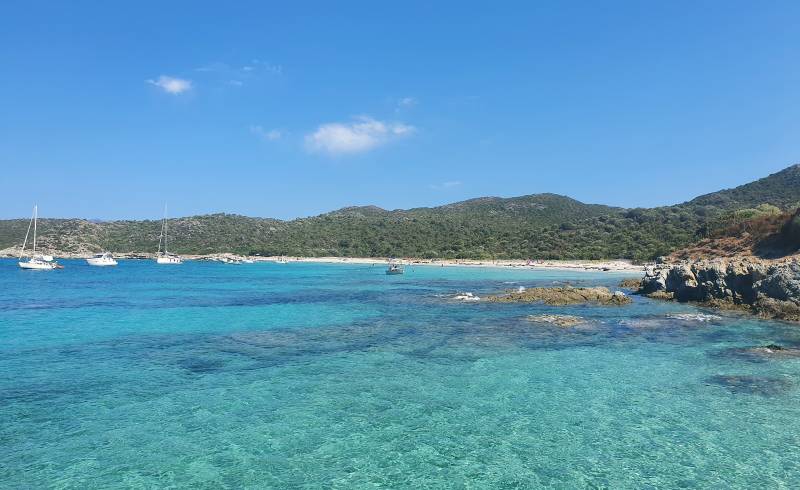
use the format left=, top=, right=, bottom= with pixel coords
left=638, top=259, right=800, bottom=321
left=486, top=286, right=631, bottom=306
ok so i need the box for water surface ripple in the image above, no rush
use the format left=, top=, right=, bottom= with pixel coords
left=2, top=259, right=800, bottom=488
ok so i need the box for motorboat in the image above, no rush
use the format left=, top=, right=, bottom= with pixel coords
left=87, top=252, right=118, bottom=267
left=386, top=261, right=404, bottom=275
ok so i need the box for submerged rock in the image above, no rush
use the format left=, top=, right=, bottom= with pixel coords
left=706, top=374, right=793, bottom=396
left=485, top=286, right=631, bottom=306
left=733, top=344, right=800, bottom=359
left=526, top=314, right=586, bottom=327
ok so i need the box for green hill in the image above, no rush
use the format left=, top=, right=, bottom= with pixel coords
left=2, top=164, right=799, bottom=261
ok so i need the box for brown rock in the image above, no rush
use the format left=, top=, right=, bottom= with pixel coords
left=486, top=286, right=631, bottom=306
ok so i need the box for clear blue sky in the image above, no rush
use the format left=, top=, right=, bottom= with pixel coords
left=2, top=1, right=799, bottom=220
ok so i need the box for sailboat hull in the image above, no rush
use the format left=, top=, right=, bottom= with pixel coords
left=156, top=256, right=183, bottom=265
left=87, top=258, right=118, bottom=266
left=19, top=260, right=57, bottom=270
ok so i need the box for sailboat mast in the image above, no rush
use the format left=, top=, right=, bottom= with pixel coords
left=32, top=205, right=37, bottom=255
left=20, top=206, right=34, bottom=259
left=163, top=204, right=168, bottom=254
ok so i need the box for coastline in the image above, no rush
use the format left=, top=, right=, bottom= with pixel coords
left=274, top=256, right=643, bottom=273
left=0, top=248, right=643, bottom=273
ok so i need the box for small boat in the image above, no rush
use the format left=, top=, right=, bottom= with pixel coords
left=156, top=253, right=183, bottom=265
left=241, top=258, right=255, bottom=264
left=386, top=261, right=404, bottom=275
left=18, top=205, right=59, bottom=270
left=220, top=256, right=242, bottom=264
left=87, top=252, right=118, bottom=267
left=155, top=204, right=183, bottom=265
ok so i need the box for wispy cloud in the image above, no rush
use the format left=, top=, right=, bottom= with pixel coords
left=146, top=75, right=193, bottom=94
left=250, top=59, right=282, bottom=75
left=399, top=97, right=417, bottom=107
left=430, top=180, right=462, bottom=190
left=305, top=116, right=415, bottom=156
left=194, top=59, right=282, bottom=87
left=250, top=125, right=284, bottom=141
left=395, top=96, right=417, bottom=113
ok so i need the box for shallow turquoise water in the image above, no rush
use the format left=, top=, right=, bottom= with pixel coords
left=2, top=259, right=800, bottom=488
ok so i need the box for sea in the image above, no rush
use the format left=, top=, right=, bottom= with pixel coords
left=2, top=259, right=800, bottom=488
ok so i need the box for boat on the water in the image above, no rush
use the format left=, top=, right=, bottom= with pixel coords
left=87, top=252, right=118, bottom=267
left=386, top=260, right=404, bottom=275
left=155, top=204, right=183, bottom=265
left=18, top=205, right=59, bottom=270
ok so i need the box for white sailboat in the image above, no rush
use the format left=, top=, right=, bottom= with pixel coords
left=87, top=252, right=118, bottom=267
left=155, top=205, right=183, bottom=265
left=18, top=205, right=58, bottom=270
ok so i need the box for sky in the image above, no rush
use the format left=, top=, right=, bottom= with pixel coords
left=1, top=1, right=800, bottom=220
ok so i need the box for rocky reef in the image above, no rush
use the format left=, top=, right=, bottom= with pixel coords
left=526, top=314, right=587, bottom=327
left=638, top=259, right=800, bottom=321
left=486, top=286, right=631, bottom=306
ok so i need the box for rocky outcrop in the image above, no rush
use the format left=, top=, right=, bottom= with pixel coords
left=638, top=259, right=800, bottom=321
left=486, top=286, right=631, bottom=306
left=526, top=314, right=586, bottom=327
left=618, top=278, right=642, bottom=289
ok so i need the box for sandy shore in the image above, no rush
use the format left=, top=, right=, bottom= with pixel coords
left=245, top=256, right=644, bottom=273
left=1, top=247, right=644, bottom=273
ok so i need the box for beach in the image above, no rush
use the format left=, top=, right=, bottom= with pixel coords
left=0, top=247, right=644, bottom=273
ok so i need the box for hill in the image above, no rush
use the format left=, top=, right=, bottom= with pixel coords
left=2, top=164, right=800, bottom=261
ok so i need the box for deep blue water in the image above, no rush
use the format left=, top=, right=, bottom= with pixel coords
left=2, top=259, right=800, bottom=488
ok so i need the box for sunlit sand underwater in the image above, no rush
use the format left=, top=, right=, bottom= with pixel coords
left=2, top=260, right=800, bottom=488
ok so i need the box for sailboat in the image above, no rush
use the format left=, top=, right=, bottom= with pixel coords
left=155, top=205, right=183, bottom=265
left=18, top=205, right=59, bottom=270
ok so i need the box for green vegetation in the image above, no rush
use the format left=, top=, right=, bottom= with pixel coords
left=2, top=164, right=799, bottom=261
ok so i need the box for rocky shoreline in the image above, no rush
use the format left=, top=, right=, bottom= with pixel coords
left=637, top=258, right=800, bottom=322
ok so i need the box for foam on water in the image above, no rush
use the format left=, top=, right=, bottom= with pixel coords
left=2, top=259, right=800, bottom=487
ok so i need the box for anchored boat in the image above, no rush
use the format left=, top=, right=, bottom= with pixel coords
left=386, top=260, right=404, bottom=275
left=87, top=252, right=118, bottom=267
left=155, top=204, right=183, bottom=265
left=18, top=205, right=59, bottom=270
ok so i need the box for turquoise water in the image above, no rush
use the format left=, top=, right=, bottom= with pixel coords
left=2, top=259, right=800, bottom=488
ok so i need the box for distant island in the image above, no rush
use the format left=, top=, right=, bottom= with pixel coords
left=1, top=164, right=799, bottom=261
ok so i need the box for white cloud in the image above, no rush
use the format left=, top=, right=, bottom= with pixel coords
left=305, top=116, right=415, bottom=155
left=146, top=75, right=192, bottom=94
left=228, top=80, right=243, bottom=87
left=250, top=125, right=283, bottom=141
left=399, top=97, right=417, bottom=107
left=430, top=180, right=462, bottom=190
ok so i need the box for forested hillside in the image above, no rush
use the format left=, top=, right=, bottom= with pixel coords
left=2, top=164, right=799, bottom=261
